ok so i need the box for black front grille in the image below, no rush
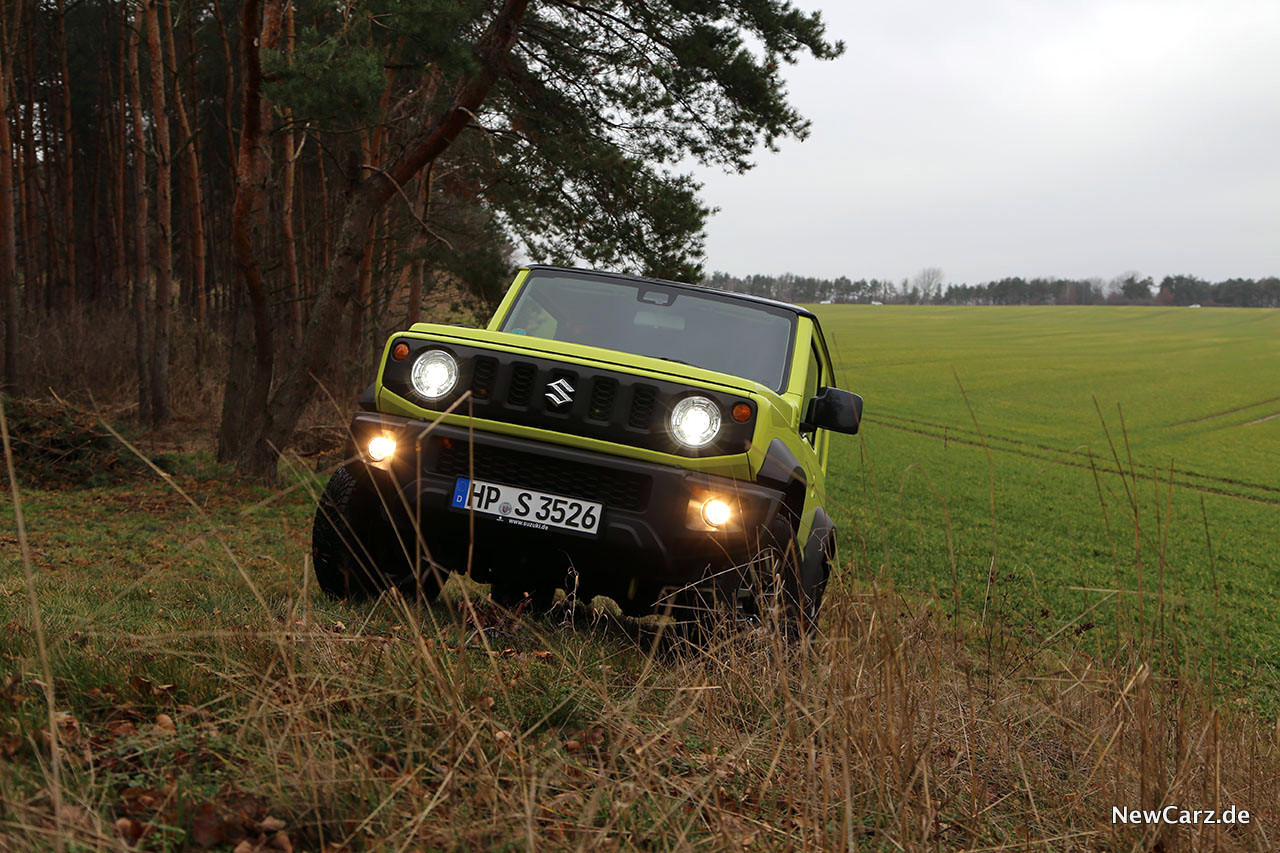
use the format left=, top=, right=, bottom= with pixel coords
left=434, top=439, right=652, bottom=512
left=507, top=362, right=536, bottom=407
left=628, top=384, right=658, bottom=429
left=472, top=356, right=498, bottom=400
left=588, top=377, right=618, bottom=422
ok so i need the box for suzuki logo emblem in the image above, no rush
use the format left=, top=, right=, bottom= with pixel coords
left=544, top=378, right=575, bottom=407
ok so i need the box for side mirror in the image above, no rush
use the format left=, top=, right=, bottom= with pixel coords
left=803, top=387, right=864, bottom=435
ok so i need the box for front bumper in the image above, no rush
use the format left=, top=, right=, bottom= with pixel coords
left=347, top=412, right=786, bottom=587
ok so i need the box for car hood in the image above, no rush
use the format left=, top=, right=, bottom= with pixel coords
left=404, top=324, right=772, bottom=398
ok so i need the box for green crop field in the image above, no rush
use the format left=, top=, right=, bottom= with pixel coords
left=816, top=305, right=1280, bottom=703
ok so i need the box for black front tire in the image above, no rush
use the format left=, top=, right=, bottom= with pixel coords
left=311, top=465, right=443, bottom=601
left=743, top=525, right=826, bottom=638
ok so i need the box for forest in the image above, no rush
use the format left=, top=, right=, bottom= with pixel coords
left=0, top=0, right=840, bottom=477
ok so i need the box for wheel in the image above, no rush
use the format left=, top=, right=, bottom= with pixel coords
left=311, top=465, right=443, bottom=601
left=742, top=525, right=827, bottom=638
left=651, top=577, right=739, bottom=646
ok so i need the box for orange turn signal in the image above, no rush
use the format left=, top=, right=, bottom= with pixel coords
left=731, top=402, right=752, bottom=423
left=392, top=343, right=410, bottom=361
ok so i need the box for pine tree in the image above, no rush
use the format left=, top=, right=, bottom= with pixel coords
left=217, top=0, right=842, bottom=477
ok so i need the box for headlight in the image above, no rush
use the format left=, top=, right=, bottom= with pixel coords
left=410, top=349, right=458, bottom=400
left=670, top=395, right=721, bottom=449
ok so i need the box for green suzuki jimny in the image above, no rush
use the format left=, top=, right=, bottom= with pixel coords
left=312, top=265, right=862, bottom=632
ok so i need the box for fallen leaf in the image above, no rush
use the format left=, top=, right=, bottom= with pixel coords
left=190, top=801, right=223, bottom=847
left=260, top=816, right=286, bottom=833
left=55, top=711, right=81, bottom=742
left=61, top=805, right=92, bottom=829
left=269, top=830, right=293, bottom=852
left=107, top=720, right=137, bottom=737
left=115, top=816, right=144, bottom=844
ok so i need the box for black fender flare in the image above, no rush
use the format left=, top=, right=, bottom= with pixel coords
left=757, top=438, right=807, bottom=528
left=802, top=507, right=836, bottom=593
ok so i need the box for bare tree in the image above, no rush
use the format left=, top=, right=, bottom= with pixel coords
left=143, top=0, right=173, bottom=425
left=54, top=0, right=75, bottom=307
left=280, top=6, right=302, bottom=345
left=163, top=0, right=207, bottom=331
left=912, top=267, right=945, bottom=304
left=0, top=0, right=22, bottom=393
left=126, top=3, right=151, bottom=422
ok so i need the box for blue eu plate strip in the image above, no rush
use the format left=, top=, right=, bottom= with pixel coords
left=450, top=477, right=470, bottom=508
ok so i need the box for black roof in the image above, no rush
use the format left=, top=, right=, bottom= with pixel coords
left=522, top=264, right=819, bottom=323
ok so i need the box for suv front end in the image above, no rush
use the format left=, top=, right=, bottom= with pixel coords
left=312, top=266, right=863, bottom=629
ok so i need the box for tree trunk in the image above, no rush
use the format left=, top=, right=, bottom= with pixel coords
left=55, top=0, right=76, bottom=308
left=126, top=5, right=152, bottom=423
left=19, top=25, right=40, bottom=313
left=109, top=7, right=129, bottom=309
left=211, top=0, right=237, bottom=175
left=88, top=116, right=102, bottom=304
left=280, top=0, right=302, bottom=345
left=163, top=0, right=206, bottom=331
left=407, top=171, right=430, bottom=326
left=38, top=49, right=59, bottom=314
left=221, top=0, right=531, bottom=479
left=216, top=0, right=282, bottom=473
left=0, top=0, right=21, bottom=393
left=316, top=152, right=331, bottom=279
left=144, top=0, right=173, bottom=426
left=349, top=131, right=376, bottom=354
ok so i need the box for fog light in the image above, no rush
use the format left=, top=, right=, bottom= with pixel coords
left=367, top=435, right=396, bottom=463
left=701, top=498, right=731, bottom=527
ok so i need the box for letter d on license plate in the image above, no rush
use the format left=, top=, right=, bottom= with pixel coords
left=451, top=477, right=602, bottom=535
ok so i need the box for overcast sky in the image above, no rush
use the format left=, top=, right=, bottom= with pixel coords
left=689, top=0, right=1280, bottom=285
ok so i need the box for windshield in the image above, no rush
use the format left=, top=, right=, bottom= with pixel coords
left=500, top=271, right=797, bottom=391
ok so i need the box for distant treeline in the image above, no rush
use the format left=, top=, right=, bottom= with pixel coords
left=704, top=271, right=1280, bottom=308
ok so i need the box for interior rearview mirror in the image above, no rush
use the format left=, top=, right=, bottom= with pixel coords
left=803, top=387, right=863, bottom=435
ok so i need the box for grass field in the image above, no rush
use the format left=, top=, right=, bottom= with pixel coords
left=2, top=306, right=1279, bottom=850
left=816, top=305, right=1280, bottom=703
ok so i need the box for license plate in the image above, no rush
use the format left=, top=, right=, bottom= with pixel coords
left=450, top=477, right=603, bottom=535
